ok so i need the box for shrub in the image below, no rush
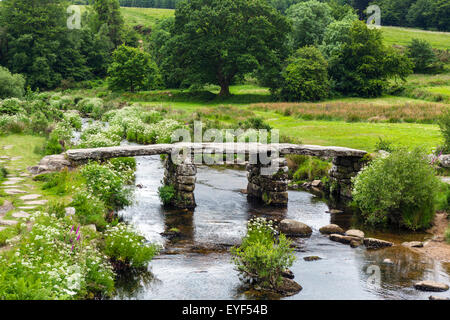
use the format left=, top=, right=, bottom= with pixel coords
left=0, top=98, right=24, bottom=115
left=231, top=218, right=295, bottom=290
left=80, top=162, right=131, bottom=209
left=353, top=148, right=440, bottom=230
left=104, top=223, right=159, bottom=269
left=77, top=98, right=104, bottom=118
left=0, top=67, right=25, bottom=99
left=158, top=185, right=176, bottom=206
left=0, top=212, right=115, bottom=300
left=71, top=190, right=108, bottom=231
left=374, top=137, right=397, bottom=153
left=408, top=38, right=444, bottom=74
left=280, top=46, right=329, bottom=101
left=438, top=110, right=450, bottom=153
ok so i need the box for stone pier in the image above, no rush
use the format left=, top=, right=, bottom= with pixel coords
left=247, top=158, right=289, bottom=207
left=163, top=155, right=197, bottom=209
left=329, top=156, right=366, bottom=199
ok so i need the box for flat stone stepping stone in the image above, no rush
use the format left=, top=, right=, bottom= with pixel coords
left=0, top=226, right=6, bottom=232
left=18, top=206, right=37, bottom=210
left=24, top=200, right=48, bottom=205
left=2, top=180, right=21, bottom=185
left=0, top=201, right=14, bottom=215
left=19, top=194, right=41, bottom=201
left=2, top=145, right=13, bottom=150
left=12, top=211, right=30, bottom=219
left=0, top=219, right=18, bottom=226
left=4, top=189, right=27, bottom=195
left=10, top=156, right=23, bottom=161
left=0, top=156, right=9, bottom=160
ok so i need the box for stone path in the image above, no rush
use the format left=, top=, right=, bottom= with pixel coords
left=0, top=147, right=49, bottom=244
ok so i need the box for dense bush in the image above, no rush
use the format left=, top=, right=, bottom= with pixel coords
left=0, top=212, right=115, bottom=299
left=438, top=110, right=450, bottom=153
left=279, top=46, right=329, bottom=101
left=407, top=39, right=444, bottom=74
left=71, top=190, right=109, bottom=231
left=231, top=218, right=295, bottom=290
left=158, top=185, right=176, bottom=206
left=353, top=148, right=440, bottom=230
left=327, top=20, right=413, bottom=97
left=0, top=67, right=26, bottom=99
left=80, top=162, right=131, bottom=209
left=104, top=223, right=159, bottom=269
left=107, top=45, right=161, bottom=92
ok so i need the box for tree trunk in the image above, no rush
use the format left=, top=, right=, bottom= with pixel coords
left=219, top=82, right=230, bottom=97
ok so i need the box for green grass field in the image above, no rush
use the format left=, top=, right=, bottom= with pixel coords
left=381, top=26, right=450, bottom=50
left=120, top=7, right=174, bottom=27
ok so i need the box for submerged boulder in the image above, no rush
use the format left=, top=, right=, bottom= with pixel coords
left=276, top=278, right=303, bottom=296
left=279, top=219, right=312, bottom=237
left=402, top=241, right=424, bottom=248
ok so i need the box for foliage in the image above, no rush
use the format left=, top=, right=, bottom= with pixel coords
left=438, top=110, right=450, bottom=154
left=292, top=156, right=331, bottom=182
left=91, top=0, right=125, bottom=47
left=0, top=67, right=25, bottom=99
left=158, top=185, right=176, bottom=206
left=279, top=46, right=329, bottom=101
left=326, top=20, right=413, bottom=97
left=231, top=218, right=295, bottom=290
left=0, top=212, right=115, bottom=300
left=168, top=0, right=291, bottom=96
left=107, top=45, right=161, bottom=92
left=286, top=0, right=334, bottom=50
left=353, top=148, right=440, bottom=230
left=71, top=189, right=109, bottom=231
left=407, top=39, right=444, bottom=74
left=103, top=223, right=159, bottom=269
left=80, top=162, right=131, bottom=209
left=374, top=137, right=396, bottom=153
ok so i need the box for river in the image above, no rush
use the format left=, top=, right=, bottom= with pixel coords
left=111, top=155, right=450, bottom=300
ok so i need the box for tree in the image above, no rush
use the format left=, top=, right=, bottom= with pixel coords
left=286, top=0, right=334, bottom=50
left=0, top=66, right=25, bottom=99
left=326, top=20, right=412, bottom=97
left=107, top=45, right=160, bottom=92
left=0, top=0, right=90, bottom=89
left=169, top=0, right=290, bottom=96
left=407, top=38, right=443, bottom=74
left=92, top=0, right=125, bottom=47
left=279, top=46, right=329, bottom=101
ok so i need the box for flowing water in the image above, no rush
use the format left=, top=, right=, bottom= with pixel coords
left=113, top=155, right=450, bottom=300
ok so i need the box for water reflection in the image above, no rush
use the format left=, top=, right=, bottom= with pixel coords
left=115, top=155, right=450, bottom=300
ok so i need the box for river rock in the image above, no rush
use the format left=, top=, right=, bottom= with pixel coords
left=429, top=296, right=450, bottom=300
left=383, top=258, right=394, bottom=265
left=345, top=229, right=365, bottom=239
left=363, top=238, right=394, bottom=249
left=319, top=224, right=344, bottom=235
left=279, top=219, right=312, bottom=237
left=402, top=241, right=424, bottom=248
left=414, top=281, right=449, bottom=292
left=304, top=256, right=322, bottom=261
left=350, top=239, right=363, bottom=248
left=281, top=269, right=295, bottom=279
left=276, top=278, right=302, bottom=296
left=329, top=234, right=359, bottom=245
left=311, top=180, right=322, bottom=188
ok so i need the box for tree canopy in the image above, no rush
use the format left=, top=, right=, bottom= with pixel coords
left=169, top=0, right=291, bottom=96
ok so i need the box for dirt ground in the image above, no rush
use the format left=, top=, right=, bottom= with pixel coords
left=413, top=212, right=450, bottom=262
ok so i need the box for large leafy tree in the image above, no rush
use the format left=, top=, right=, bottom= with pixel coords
left=108, top=45, right=160, bottom=92
left=170, top=0, right=290, bottom=96
left=91, top=0, right=125, bottom=48
left=327, top=20, right=413, bottom=97
left=0, top=0, right=90, bottom=89
left=286, top=0, right=335, bottom=50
